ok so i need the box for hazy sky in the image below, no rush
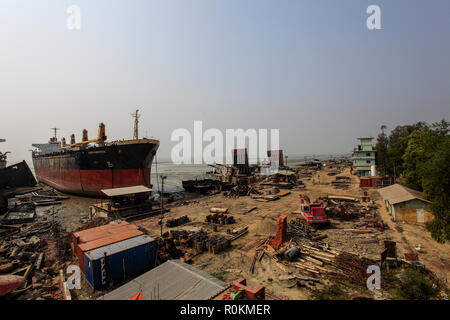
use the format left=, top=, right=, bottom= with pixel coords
left=1, top=0, right=449, bottom=164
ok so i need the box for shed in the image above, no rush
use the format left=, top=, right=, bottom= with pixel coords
left=99, top=260, right=229, bottom=300
left=84, top=234, right=157, bottom=290
left=378, top=184, right=433, bottom=223
left=71, top=221, right=144, bottom=273
left=92, top=185, right=155, bottom=218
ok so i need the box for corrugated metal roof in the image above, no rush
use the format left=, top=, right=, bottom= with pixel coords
left=85, top=235, right=154, bottom=260
left=78, top=229, right=144, bottom=252
left=99, top=260, right=228, bottom=300
left=73, top=221, right=136, bottom=242
left=379, top=183, right=432, bottom=205
left=101, top=185, right=152, bottom=197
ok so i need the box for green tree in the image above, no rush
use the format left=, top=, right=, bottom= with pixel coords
left=375, top=125, right=389, bottom=176
left=375, top=119, right=449, bottom=242
left=402, top=120, right=449, bottom=242
left=422, top=127, right=450, bottom=242
left=386, top=122, right=427, bottom=179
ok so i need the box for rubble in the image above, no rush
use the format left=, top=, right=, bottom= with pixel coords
left=287, top=218, right=327, bottom=241
left=158, top=227, right=246, bottom=263
left=205, top=212, right=235, bottom=225
left=166, top=215, right=190, bottom=228
left=0, top=196, right=71, bottom=300
left=317, top=196, right=380, bottom=221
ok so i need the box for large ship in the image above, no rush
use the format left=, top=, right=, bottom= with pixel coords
left=31, top=112, right=159, bottom=197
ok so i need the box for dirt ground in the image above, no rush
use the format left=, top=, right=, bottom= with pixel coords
left=41, top=195, right=97, bottom=233
left=54, top=165, right=449, bottom=300
left=132, top=166, right=449, bottom=299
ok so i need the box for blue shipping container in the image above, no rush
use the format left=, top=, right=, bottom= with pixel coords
left=84, top=234, right=157, bottom=289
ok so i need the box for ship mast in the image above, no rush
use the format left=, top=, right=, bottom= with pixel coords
left=131, top=109, right=141, bottom=140
left=50, top=127, right=60, bottom=143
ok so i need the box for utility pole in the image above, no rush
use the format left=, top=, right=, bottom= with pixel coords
left=285, top=155, right=288, bottom=167
left=160, top=175, right=167, bottom=237
left=131, top=109, right=141, bottom=140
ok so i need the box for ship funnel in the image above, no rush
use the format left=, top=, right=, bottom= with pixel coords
left=97, top=123, right=107, bottom=145
left=82, top=129, right=88, bottom=142
left=61, top=137, right=67, bottom=148
left=70, top=134, right=76, bottom=145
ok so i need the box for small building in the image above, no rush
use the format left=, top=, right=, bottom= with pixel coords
left=99, top=260, right=229, bottom=300
left=379, top=184, right=433, bottom=223
left=91, top=185, right=154, bottom=218
left=84, top=234, right=157, bottom=290
left=352, top=137, right=376, bottom=176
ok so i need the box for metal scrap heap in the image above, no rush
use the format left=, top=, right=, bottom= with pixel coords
left=205, top=213, right=235, bottom=225
left=332, top=252, right=378, bottom=286
left=158, top=228, right=236, bottom=262
left=318, top=196, right=379, bottom=220
left=0, top=210, right=70, bottom=300
left=287, top=218, right=327, bottom=241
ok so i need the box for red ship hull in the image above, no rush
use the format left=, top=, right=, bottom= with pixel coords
left=35, top=168, right=152, bottom=197
left=32, top=140, right=159, bottom=197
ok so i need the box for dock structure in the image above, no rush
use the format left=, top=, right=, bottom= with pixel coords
left=91, top=185, right=163, bottom=220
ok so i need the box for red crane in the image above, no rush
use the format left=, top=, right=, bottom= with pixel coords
left=299, top=195, right=329, bottom=225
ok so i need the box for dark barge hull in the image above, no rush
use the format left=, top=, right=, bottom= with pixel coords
left=182, top=179, right=230, bottom=193
left=0, top=161, right=37, bottom=190
left=32, top=141, right=159, bottom=197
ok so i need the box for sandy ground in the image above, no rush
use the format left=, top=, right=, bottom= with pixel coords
left=130, top=168, right=365, bottom=299
left=132, top=166, right=450, bottom=298
left=54, top=165, right=449, bottom=299
left=38, top=195, right=97, bottom=233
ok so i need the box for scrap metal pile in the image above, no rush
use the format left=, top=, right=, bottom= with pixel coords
left=205, top=207, right=235, bottom=225
left=0, top=210, right=70, bottom=300
left=317, top=196, right=379, bottom=221
left=332, top=252, right=380, bottom=286
left=2, top=188, right=69, bottom=225
left=158, top=228, right=239, bottom=262
left=246, top=215, right=387, bottom=291
left=287, top=218, right=327, bottom=241
left=166, top=215, right=190, bottom=228
left=205, top=213, right=235, bottom=225
left=224, top=184, right=262, bottom=198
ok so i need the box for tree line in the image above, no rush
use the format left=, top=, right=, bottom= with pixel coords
left=375, top=119, right=449, bottom=242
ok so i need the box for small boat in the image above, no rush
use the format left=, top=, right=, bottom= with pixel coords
left=182, top=179, right=223, bottom=193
